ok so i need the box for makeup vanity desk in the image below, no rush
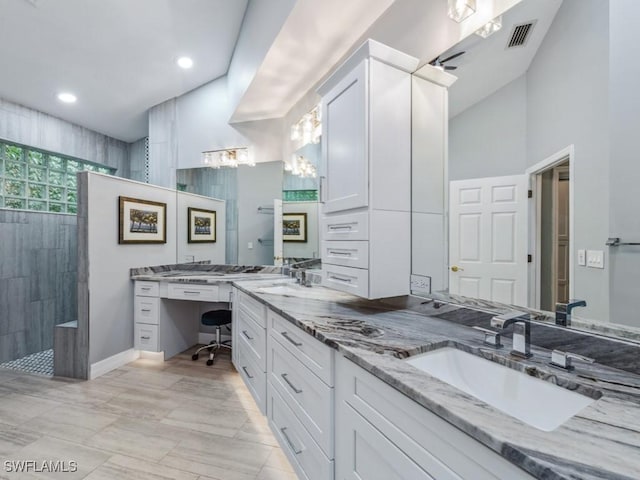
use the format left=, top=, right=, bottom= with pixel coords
left=130, top=266, right=283, bottom=359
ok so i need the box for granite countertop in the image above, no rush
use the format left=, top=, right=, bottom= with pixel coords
left=229, top=278, right=640, bottom=480
left=129, top=267, right=640, bottom=479
left=130, top=263, right=285, bottom=283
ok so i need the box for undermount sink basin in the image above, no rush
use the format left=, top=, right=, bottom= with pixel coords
left=258, top=285, right=305, bottom=295
left=406, top=347, right=597, bottom=431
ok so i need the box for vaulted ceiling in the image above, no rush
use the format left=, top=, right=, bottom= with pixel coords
left=0, top=0, right=248, bottom=142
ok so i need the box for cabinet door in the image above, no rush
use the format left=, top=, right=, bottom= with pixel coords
left=336, top=401, right=435, bottom=480
left=321, top=60, right=368, bottom=213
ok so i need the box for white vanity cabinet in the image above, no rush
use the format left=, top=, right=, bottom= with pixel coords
left=317, top=40, right=418, bottom=299
left=335, top=354, right=536, bottom=480
left=232, top=287, right=268, bottom=414
left=133, top=280, right=231, bottom=360
left=266, top=309, right=335, bottom=480
left=134, top=281, right=161, bottom=352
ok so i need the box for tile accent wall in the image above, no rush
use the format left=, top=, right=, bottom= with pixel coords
left=0, top=209, right=77, bottom=363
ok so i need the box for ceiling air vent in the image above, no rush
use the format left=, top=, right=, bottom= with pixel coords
left=506, top=20, right=537, bottom=49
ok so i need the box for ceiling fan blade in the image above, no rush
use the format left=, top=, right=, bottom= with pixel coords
left=428, top=56, right=441, bottom=66
left=440, top=51, right=465, bottom=64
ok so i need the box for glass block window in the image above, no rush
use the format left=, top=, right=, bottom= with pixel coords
left=282, top=189, right=319, bottom=202
left=0, top=140, right=116, bottom=213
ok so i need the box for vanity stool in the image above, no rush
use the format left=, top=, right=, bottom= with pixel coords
left=191, top=309, right=232, bottom=366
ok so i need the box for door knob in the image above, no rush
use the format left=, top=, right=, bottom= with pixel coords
left=450, top=266, right=464, bottom=272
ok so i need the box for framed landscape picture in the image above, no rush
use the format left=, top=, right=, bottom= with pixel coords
left=118, top=196, right=167, bottom=244
left=188, top=207, right=216, bottom=243
left=283, top=212, right=307, bottom=242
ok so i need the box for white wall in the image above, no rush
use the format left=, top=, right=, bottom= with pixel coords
left=84, top=173, right=225, bottom=365
left=449, top=75, right=527, bottom=181
left=237, top=161, right=283, bottom=265
left=177, top=191, right=226, bottom=264
left=227, top=0, right=296, bottom=114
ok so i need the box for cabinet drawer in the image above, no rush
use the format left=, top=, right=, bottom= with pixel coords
left=269, top=335, right=334, bottom=458
left=323, top=264, right=369, bottom=298
left=268, top=386, right=333, bottom=480
left=237, top=308, right=267, bottom=372
left=135, top=281, right=159, bottom=297
left=269, top=310, right=334, bottom=387
left=237, top=341, right=267, bottom=414
left=167, top=283, right=219, bottom=301
left=134, top=323, right=159, bottom=352
left=321, top=240, right=368, bottom=269
left=321, top=211, right=369, bottom=241
left=134, top=296, right=160, bottom=325
left=236, top=290, right=267, bottom=328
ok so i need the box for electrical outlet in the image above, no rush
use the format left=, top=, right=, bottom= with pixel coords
left=410, top=274, right=431, bottom=296
left=577, top=249, right=586, bottom=266
left=586, top=250, right=604, bottom=269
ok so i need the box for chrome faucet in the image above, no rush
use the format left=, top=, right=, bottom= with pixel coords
left=555, top=299, right=587, bottom=326
left=490, top=311, right=532, bottom=359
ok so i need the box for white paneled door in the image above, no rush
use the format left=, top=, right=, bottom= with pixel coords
left=449, top=175, right=528, bottom=306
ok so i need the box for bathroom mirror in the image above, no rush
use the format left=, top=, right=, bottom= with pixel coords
left=177, top=161, right=283, bottom=266
left=413, top=0, right=638, bottom=331
left=280, top=141, right=320, bottom=264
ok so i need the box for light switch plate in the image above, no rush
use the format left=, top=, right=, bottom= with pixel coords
left=577, top=249, right=586, bottom=266
left=248, top=242, right=253, bottom=250
left=586, top=250, right=604, bottom=269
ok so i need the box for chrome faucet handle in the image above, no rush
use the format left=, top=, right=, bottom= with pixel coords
left=550, top=349, right=595, bottom=371
left=555, top=299, right=587, bottom=326
left=489, top=311, right=528, bottom=329
left=472, top=326, right=503, bottom=348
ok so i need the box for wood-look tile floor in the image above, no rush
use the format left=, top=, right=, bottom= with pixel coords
left=0, top=347, right=297, bottom=480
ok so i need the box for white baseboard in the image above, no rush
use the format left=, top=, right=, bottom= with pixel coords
left=90, top=348, right=139, bottom=379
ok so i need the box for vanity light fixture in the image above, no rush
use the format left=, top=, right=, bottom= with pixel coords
left=290, top=104, right=321, bottom=146
left=201, top=147, right=254, bottom=169
left=287, top=154, right=317, bottom=178
left=177, top=56, right=194, bottom=69
left=475, top=15, right=503, bottom=38
left=57, top=92, right=77, bottom=103
left=447, top=0, right=476, bottom=23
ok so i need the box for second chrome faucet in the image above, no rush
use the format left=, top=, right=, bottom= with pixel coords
left=490, top=311, right=532, bottom=359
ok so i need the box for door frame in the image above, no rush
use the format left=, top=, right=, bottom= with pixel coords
left=525, top=145, right=575, bottom=310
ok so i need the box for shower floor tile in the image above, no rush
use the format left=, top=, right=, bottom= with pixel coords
left=0, top=349, right=54, bottom=376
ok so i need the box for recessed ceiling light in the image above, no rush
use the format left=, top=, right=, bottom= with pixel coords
left=177, top=57, right=193, bottom=69
left=57, top=92, right=77, bottom=103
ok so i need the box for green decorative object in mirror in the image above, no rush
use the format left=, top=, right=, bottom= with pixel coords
left=283, top=189, right=318, bottom=202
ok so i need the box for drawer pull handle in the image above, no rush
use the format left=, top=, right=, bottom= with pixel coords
left=141, top=287, right=151, bottom=291
left=329, top=224, right=353, bottom=231
left=281, top=373, right=303, bottom=394
left=329, top=274, right=352, bottom=283
left=140, top=336, right=151, bottom=340
left=183, top=291, right=201, bottom=295
left=280, top=427, right=304, bottom=455
left=242, top=330, right=254, bottom=341
left=328, top=250, right=352, bottom=256
left=141, top=309, right=151, bottom=312
left=242, top=366, right=254, bottom=379
left=281, top=331, right=303, bottom=347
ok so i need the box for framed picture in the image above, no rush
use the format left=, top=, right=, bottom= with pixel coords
left=283, top=212, right=307, bottom=242
left=188, top=207, right=216, bottom=243
left=118, top=196, right=167, bottom=244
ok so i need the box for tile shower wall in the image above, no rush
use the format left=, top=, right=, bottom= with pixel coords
left=0, top=96, right=130, bottom=363
left=0, top=210, right=77, bottom=363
